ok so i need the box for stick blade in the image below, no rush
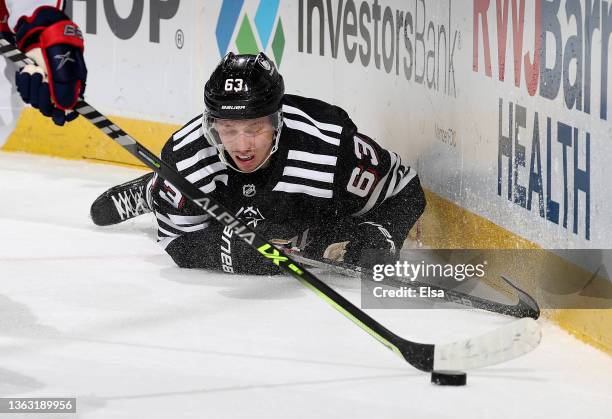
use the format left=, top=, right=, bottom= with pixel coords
left=433, top=318, right=541, bottom=371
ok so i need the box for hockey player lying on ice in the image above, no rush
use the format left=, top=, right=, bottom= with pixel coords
left=3, top=3, right=426, bottom=275
left=91, top=53, right=426, bottom=275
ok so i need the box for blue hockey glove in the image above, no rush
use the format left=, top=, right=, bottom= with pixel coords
left=14, top=6, right=87, bottom=126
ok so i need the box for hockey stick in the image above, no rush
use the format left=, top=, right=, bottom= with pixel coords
left=286, top=250, right=540, bottom=319
left=0, top=39, right=541, bottom=372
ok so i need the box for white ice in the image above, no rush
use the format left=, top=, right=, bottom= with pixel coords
left=0, top=152, right=611, bottom=419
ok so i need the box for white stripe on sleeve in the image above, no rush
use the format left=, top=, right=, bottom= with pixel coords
left=282, top=105, right=344, bottom=134
left=158, top=226, right=180, bottom=238
left=185, top=162, right=226, bottom=183
left=390, top=167, right=417, bottom=197
left=283, top=118, right=341, bottom=147
left=157, top=236, right=179, bottom=250
left=199, top=174, right=229, bottom=193
left=173, top=129, right=204, bottom=151
left=156, top=213, right=210, bottom=233
left=176, top=147, right=218, bottom=171
left=352, top=151, right=396, bottom=217
left=173, top=117, right=202, bottom=141
left=168, top=214, right=210, bottom=225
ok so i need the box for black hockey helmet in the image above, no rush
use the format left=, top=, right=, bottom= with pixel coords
left=204, top=52, right=284, bottom=119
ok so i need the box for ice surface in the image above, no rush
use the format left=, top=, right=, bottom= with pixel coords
left=0, top=152, right=611, bottom=419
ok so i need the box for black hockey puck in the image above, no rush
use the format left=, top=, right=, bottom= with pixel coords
left=431, top=370, right=467, bottom=386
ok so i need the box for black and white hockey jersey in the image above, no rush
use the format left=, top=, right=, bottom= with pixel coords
left=150, top=94, right=426, bottom=274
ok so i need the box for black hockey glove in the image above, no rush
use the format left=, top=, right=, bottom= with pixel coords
left=342, top=222, right=398, bottom=269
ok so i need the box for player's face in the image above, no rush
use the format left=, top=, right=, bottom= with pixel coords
left=215, top=116, right=276, bottom=172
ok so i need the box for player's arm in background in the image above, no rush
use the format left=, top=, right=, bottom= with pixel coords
left=335, top=129, right=426, bottom=267
left=2, top=0, right=87, bottom=125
